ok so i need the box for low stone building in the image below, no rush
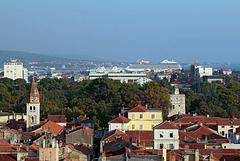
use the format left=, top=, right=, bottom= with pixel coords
left=66, top=126, right=94, bottom=147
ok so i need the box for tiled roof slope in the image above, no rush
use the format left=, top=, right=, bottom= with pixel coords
left=48, top=115, right=66, bottom=123
left=217, top=118, right=240, bottom=125
left=29, top=78, right=39, bottom=96
left=109, top=115, right=131, bottom=123
left=77, top=144, right=93, bottom=156
left=128, top=105, right=146, bottom=112
left=34, top=121, right=64, bottom=136
left=154, top=121, right=178, bottom=129
left=173, top=115, right=220, bottom=124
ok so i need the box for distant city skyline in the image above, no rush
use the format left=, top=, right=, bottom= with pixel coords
left=1, top=1, right=240, bottom=63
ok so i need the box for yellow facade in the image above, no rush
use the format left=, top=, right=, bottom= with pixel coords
left=127, top=110, right=162, bottom=130
left=0, top=113, right=27, bottom=123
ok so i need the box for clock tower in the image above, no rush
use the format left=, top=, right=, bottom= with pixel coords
left=26, top=78, right=40, bottom=131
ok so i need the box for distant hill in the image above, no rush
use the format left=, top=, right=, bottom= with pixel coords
left=0, top=50, right=66, bottom=63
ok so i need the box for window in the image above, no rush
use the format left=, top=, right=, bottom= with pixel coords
left=222, top=126, right=225, bottom=128
left=132, top=114, right=135, bottom=119
left=151, top=114, right=155, bottom=119
left=179, top=105, right=181, bottom=107
left=132, top=125, right=135, bottom=130
left=231, top=126, right=233, bottom=128
left=30, top=106, right=32, bottom=110
left=140, top=125, right=143, bottom=130
left=160, top=132, right=164, bottom=138
left=31, top=116, right=34, bottom=123
left=169, top=132, right=173, bottom=138
left=33, top=106, right=36, bottom=111
left=160, top=144, right=163, bottom=149
left=169, top=144, right=174, bottom=149
left=140, top=114, right=143, bottom=119
left=172, top=105, right=175, bottom=109
left=222, top=131, right=225, bottom=136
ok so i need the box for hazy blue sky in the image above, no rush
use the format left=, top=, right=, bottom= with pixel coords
left=1, top=1, right=240, bottom=63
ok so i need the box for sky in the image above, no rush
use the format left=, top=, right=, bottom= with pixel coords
left=1, top=1, right=240, bottom=63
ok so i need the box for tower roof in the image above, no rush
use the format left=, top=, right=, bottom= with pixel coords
left=29, top=78, right=39, bottom=96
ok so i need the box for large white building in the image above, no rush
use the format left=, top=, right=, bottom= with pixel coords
left=4, top=59, right=23, bottom=80
left=89, top=66, right=152, bottom=85
left=190, top=63, right=212, bottom=78
left=4, top=59, right=28, bottom=82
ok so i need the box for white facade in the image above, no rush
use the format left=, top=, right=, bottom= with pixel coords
left=89, top=71, right=149, bottom=85
left=4, top=59, right=23, bottom=80
left=23, top=68, right=28, bottom=83
left=222, top=143, right=240, bottom=149
left=26, top=102, right=40, bottom=131
left=108, top=123, right=128, bottom=132
left=218, top=125, right=239, bottom=138
left=169, top=87, right=185, bottom=116
left=196, top=66, right=212, bottom=77
left=153, top=128, right=179, bottom=149
left=191, top=64, right=212, bottom=78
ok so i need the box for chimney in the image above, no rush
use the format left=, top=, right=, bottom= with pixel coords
left=195, top=149, right=199, bottom=161
left=26, top=146, right=29, bottom=152
left=43, top=139, right=46, bottom=148
left=207, top=114, right=209, bottom=117
left=84, top=114, right=86, bottom=118
left=52, top=138, right=56, bottom=148
left=146, top=104, right=148, bottom=109
left=179, top=121, right=182, bottom=130
left=129, top=136, right=132, bottom=149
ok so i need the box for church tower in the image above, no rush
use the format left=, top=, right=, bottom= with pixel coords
left=26, top=78, right=40, bottom=131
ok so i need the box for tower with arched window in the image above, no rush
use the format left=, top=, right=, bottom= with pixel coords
left=26, top=77, right=40, bottom=131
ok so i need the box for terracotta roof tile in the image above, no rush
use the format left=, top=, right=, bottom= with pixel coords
left=0, top=138, right=9, bottom=145
left=154, top=121, right=178, bottom=129
left=48, top=115, right=66, bottom=123
left=128, top=105, right=146, bottom=112
left=217, top=118, right=240, bottom=125
left=77, top=144, right=93, bottom=156
left=109, top=115, right=131, bottom=123
left=34, top=121, right=64, bottom=136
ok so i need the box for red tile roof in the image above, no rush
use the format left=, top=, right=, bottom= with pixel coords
left=102, top=129, right=153, bottom=148
left=48, top=115, right=66, bottom=123
left=0, top=154, right=17, bottom=161
left=128, top=105, right=146, bottom=112
left=173, top=115, right=220, bottom=125
left=34, top=121, right=64, bottom=136
left=79, top=115, right=94, bottom=124
left=77, top=144, right=93, bottom=156
left=170, top=81, right=182, bottom=84
left=69, top=126, right=94, bottom=135
left=64, top=143, right=86, bottom=156
left=109, top=115, right=131, bottom=123
left=154, top=121, right=178, bottom=129
left=217, top=118, right=240, bottom=125
left=0, top=138, right=9, bottom=145
left=101, top=129, right=125, bottom=142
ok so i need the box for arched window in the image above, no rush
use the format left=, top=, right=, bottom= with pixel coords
left=30, top=106, right=32, bottom=110
left=31, top=116, right=34, bottom=123
left=33, top=106, right=36, bottom=111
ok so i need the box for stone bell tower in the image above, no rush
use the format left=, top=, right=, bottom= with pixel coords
left=26, top=77, right=40, bottom=131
